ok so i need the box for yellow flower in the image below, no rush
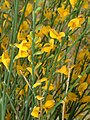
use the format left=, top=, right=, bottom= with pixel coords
left=31, top=106, right=40, bottom=118
left=20, top=21, right=29, bottom=31
left=27, top=67, right=32, bottom=75
left=0, top=0, right=10, bottom=10
left=15, top=40, right=31, bottom=59
left=69, top=0, right=77, bottom=8
left=68, top=18, right=80, bottom=30
left=78, top=82, right=88, bottom=96
left=15, top=40, right=31, bottom=51
left=68, top=16, right=84, bottom=30
left=1, top=36, right=9, bottom=50
left=17, top=31, right=27, bottom=41
left=68, top=92, right=78, bottom=101
left=15, top=50, right=29, bottom=59
left=3, top=14, right=12, bottom=21
left=0, top=50, right=10, bottom=70
left=5, top=110, right=11, bottom=120
left=44, top=8, right=52, bottom=20
left=42, top=39, right=55, bottom=53
left=50, top=29, right=65, bottom=42
left=57, top=5, right=69, bottom=21
left=56, top=65, right=68, bottom=75
left=16, top=65, right=23, bottom=75
left=43, top=99, right=55, bottom=113
left=20, top=3, right=33, bottom=17
left=83, top=0, right=89, bottom=9
left=16, top=88, right=24, bottom=97
left=36, top=95, right=44, bottom=100
left=44, top=100, right=55, bottom=109
left=42, top=81, right=54, bottom=91
left=80, top=96, right=90, bottom=103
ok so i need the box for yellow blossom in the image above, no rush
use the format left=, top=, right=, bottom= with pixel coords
left=20, top=3, right=33, bottom=17
left=42, top=39, right=55, bottom=53
left=31, top=106, right=40, bottom=118
left=36, top=95, right=44, bottom=100
left=68, top=18, right=80, bottom=30
left=42, top=81, right=54, bottom=91
left=24, top=84, right=29, bottom=93
left=56, top=65, right=68, bottom=75
left=57, top=5, right=69, bottom=21
left=43, top=99, right=55, bottom=113
left=17, top=31, right=27, bottom=41
left=68, top=92, right=78, bottom=101
left=78, top=82, right=88, bottom=96
left=15, top=40, right=31, bottom=51
left=44, top=8, right=52, bottom=20
left=20, top=21, right=29, bottom=31
left=16, top=88, right=24, bottom=97
left=14, top=50, right=29, bottom=59
left=68, top=16, right=84, bottom=30
left=0, top=0, right=10, bottom=10
left=5, top=110, right=11, bottom=120
left=27, top=67, right=32, bottom=75
left=0, top=50, right=10, bottom=70
left=1, top=36, right=9, bottom=50
left=15, top=40, right=31, bottom=59
left=50, top=29, right=65, bottom=42
left=80, top=96, right=90, bottom=103
left=3, top=14, right=11, bottom=21
left=70, top=0, right=77, bottom=8
left=44, top=100, right=55, bottom=109
left=16, top=65, right=23, bottom=75
left=83, top=0, right=89, bottom=9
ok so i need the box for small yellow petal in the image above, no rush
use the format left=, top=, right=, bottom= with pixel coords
left=33, top=82, right=41, bottom=88
left=36, top=95, right=44, bottom=100
left=39, top=77, right=47, bottom=83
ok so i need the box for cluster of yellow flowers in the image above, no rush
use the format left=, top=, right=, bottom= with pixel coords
left=0, top=0, right=90, bottom=120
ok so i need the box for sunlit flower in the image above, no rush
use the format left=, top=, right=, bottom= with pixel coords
left=50, top=29, right=65, bottom=42
left=20, top=3, right=33, bottom=17
left=69, top=0, right=77, bottom=8
left=15, top=40, right=31, bottom=51
left=36, top=95, right=44, bottom=100
left=42, top=81, right=54, bottom=91
left=0, top=50, right=10, bottom=70
left=78, top=82, right=88, bottom=96
left=14, top=50, right=29, bottom=59
left=67, top=92, right=78, bottom=101
left=42, top=39, right=55, bottom=53
left=56, top=65, right=68, bottom=75
left=44, top=8, right=52, bottom=20
left=0, top=0, right=10, bottom=10
left=68, top=15, right=85, bottom=30
left=31, top=106, right=40, bottom=118
left=20, top=21, right=29, bottom=31
left=57, top=4, right=69, bottom=21
left=43, top=99, right=55, bottom=113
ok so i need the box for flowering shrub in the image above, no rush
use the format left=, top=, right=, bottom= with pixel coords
left=0, top=0, right=90, bottom=120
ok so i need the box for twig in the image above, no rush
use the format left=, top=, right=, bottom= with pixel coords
left=20, top=70, right=35, bottom=98
left=62, top=68, right=71, bottom=120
